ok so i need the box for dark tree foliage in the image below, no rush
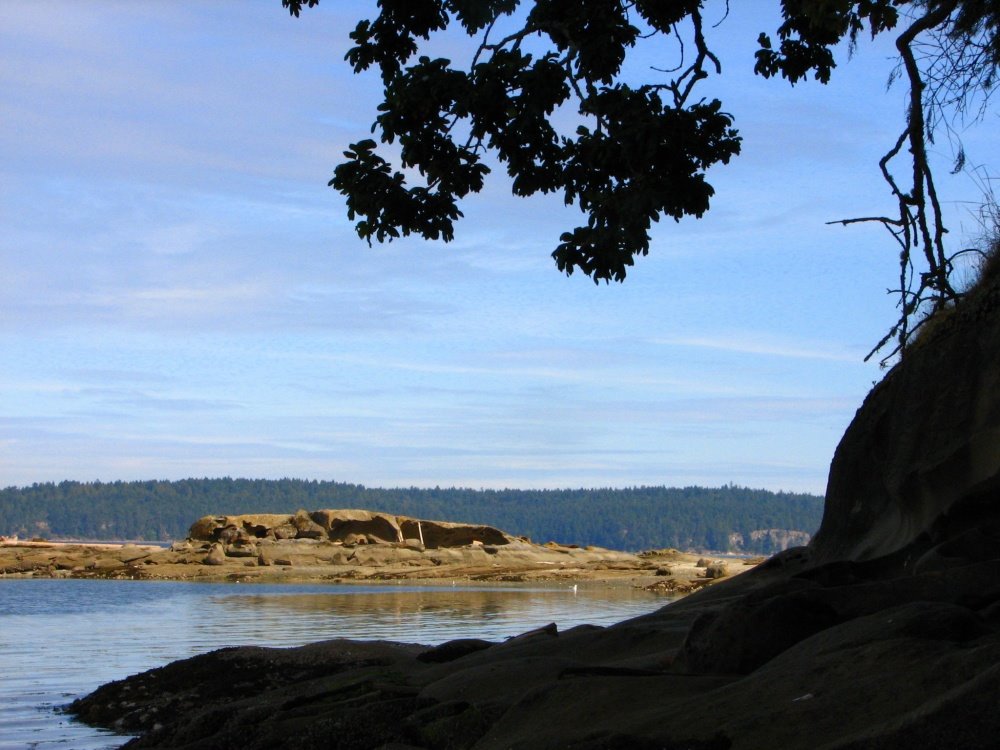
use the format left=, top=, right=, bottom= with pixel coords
left=285, top=0, right=999, bottom=359
left=287, top=0, right=741, bottom=282
left=0, top=479, right=822, bottom=553
left=755, top=0, right=999, bottom=361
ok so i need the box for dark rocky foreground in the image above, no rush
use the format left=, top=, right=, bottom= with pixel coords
left=68, top=549, right=1000, bottom=750
left=71, top=271, right=1000, bottom=748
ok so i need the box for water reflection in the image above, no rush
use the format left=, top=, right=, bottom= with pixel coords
left=206, top=585, right=656, bottom=644
left=198, top=584, right=662, bottom=645
left=0, top=579, right=665, bottom=750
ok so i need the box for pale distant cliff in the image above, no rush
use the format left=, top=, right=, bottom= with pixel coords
left=728, top=528, right=811, bottom=553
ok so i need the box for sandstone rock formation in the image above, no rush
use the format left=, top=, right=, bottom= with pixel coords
left=187, top=508, right=511, bottom=550
left=813, top=269, right=1000, bottom=565
left=3, top=510, right=707, bottom=584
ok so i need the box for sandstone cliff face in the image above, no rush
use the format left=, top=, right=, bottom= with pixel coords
left=812, top=268, right=1000, bottom=565
left=188, top=509, right=511, bottom=550
left=728, top=528, right=811, bottom=553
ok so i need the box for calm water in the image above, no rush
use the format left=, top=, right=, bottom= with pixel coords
left=0, top=579, right=665, bottom=749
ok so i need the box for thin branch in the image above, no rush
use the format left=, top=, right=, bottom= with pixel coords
left=826, top=216, right=905, bottom=227
left=896, top=2, right=959, bottom=300
left=668, top=8, right=721, bottom=109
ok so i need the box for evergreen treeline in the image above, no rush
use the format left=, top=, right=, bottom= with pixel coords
left=0, top=478, right=824, bottom=553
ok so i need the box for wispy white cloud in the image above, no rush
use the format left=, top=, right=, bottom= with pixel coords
left=650, top=333, right=860, bottom=363
left=303, top=350, right=748, bottom=397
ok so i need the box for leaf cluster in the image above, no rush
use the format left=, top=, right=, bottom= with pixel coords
left=755, top=0, right=901, bottom=83
left=294, top=0, right=741, bottom=283
left=285, top=1, right=999, bottom=359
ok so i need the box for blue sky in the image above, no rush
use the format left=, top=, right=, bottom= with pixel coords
left=1, top=2, right=995, bottom=493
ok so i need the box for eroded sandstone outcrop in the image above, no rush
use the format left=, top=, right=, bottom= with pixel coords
left=4, top=511, right=714, bottom=584
left=187, top=508, right=511, bottom=550
left=813, top=268, right=1000, bottom=565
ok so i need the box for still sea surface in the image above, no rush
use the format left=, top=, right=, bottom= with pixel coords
left=0, top=578, right=666, bottom=749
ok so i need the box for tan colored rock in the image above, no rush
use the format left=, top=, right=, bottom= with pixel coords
left=118, top=546, right=151, bottom=564
left=272, top=523, right=298, bottom=540
left=705, top=562, right=729, bottom=579
left=350, top=545, right=425, bottom=566
left=217, top=525, right=245, bottom=544
left=318, top=509, right=404, bottom=544
left=224, top=544, right=257, bottom=558
left=292, top=510, right=326, bottom=539
left=55, top=556, right=87, bottom=570
left=188, top=508, right=515, bottom=552
left=89, top=558, right=122, bottom=572
left=310, top=547, right=352, bottom=565
left=203, top=543, right=226, bottom=566
left=188, top=516, right=220, bottom=541
left=224, top=514, right=296, bottom=536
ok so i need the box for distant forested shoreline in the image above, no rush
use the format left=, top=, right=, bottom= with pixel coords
left=0, top=478, right=823, bottom=554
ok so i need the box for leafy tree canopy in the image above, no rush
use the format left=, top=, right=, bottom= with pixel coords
left=286, top=0, right=998, bottom=358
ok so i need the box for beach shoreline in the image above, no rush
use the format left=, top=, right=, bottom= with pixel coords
left=0, top=538, right=754, bottom=593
